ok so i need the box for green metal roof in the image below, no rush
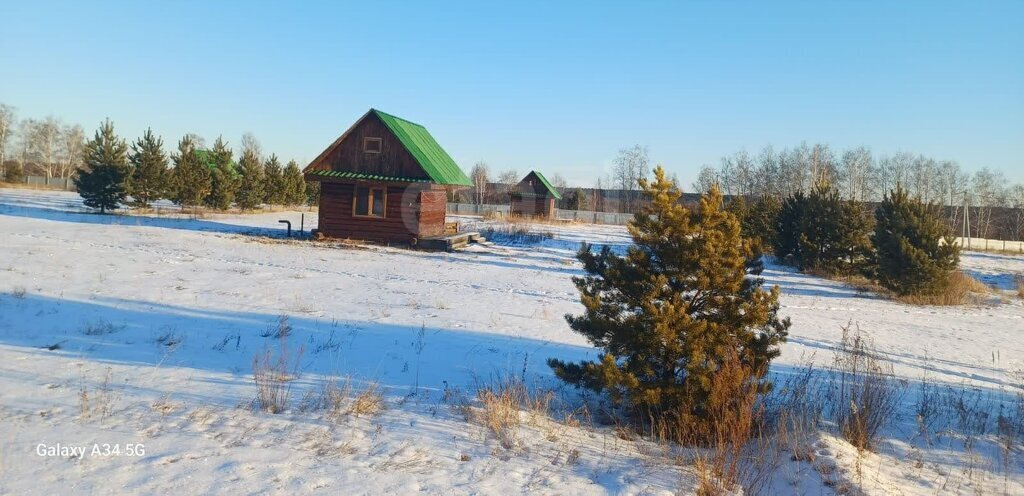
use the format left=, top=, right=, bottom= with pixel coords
left=372, top=109, right=472, bottom=187
left=527, top=170, right=563, bottom=200
left=306, top=169, right=432, bottom=183
left=195, top=149, right=238, bottom=173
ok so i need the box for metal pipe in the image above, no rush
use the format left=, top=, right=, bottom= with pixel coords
left=278, top=220, right=292, bottom=237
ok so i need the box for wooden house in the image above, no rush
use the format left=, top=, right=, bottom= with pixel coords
left=509, top=170, right=563, bottom=219
left=303, top=109, right=471, bottom=244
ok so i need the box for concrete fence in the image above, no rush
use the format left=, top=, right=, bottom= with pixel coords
left=446, top=203, right=511, bottom=217
left=24, top=176, right=75, bottom=191
left=447, top=202, right=634, bottom=225
left=955, top=237, right=1024, bottom=253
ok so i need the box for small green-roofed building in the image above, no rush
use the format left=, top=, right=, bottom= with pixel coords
left=303, top=108, right=471, bottom=243
left=510, top=170, right=562, bottom=219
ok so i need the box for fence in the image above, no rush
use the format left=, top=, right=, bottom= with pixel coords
left=955, top=237, right=1024, bottom=253
left=447, top=202, right=634, bottom=225
left=23, top=176, right=75, bottom=191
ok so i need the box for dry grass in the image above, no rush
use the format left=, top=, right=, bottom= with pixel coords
left=691, top=351, right=780, bottom=496
left=252, top=331, right=305, bottom=414
left=467, top=377, right=553, bottom=451
left=79, top=368, right=116, bottom=420
left=1015, top=274, right=1024, bottom=299
left=299, top=376, right=385, bottom=419
left=894, top=271, right=990, bottom=306
left=831, top=324, right=905, bottom=452
left=475, top=220, right=555, bottom=246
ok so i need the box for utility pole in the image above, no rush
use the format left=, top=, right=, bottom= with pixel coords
left=962, top=190, right=971, bottom=250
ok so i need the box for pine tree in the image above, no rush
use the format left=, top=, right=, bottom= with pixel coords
left=305, top=179, right=320, bottom=206
left=263, top=154, right=284, bottom=205
left=743, top=194, right=782, bottom=253
left=127, top=128, right=168, bottom=208
left=797, top=181, right=872, bottom=275
left=4, top=161, right=24, bottom=183
left=282, top=160, right=306, bottom=205
left=873, top=185, right=960, bottom=295
left=74, top=119, right=129, bottom=213
left=235, top=146, right=265, bottom=211
left=205, top=136, right=238, bottom=210
left=774, top=191, right=807, bottom=262
left=170, top=135, right=210, bottom=209
left=548, top=166, right=790, bottom=438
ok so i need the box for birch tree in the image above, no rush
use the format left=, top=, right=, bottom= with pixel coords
left=469, top=161, right=490, bottom=204
left=0, top=104, right=15, bottom=176
left=612, top=144, right=649, bottom=212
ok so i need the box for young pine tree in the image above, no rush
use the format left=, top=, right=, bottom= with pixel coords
left=873, top=185, right=960, bottom=296
left=743, top=194, right=783, bottom=254
left=263, top=154, right=285, bottom=205
left=127, top=128, right=168, bottom=208
left=235, top=146, right=265, bottom=210
left=773, top=191, right=807, bottom=262
left=205, top=136, right=238, bottom=210
left=305, top=179, right=320, bottom=206
left=74, top=119, right=129, bottom=213
left=170, top=135, right=210, bottom=209
left=548, top=166, right=790, bottom=439
left=797, top=181, right=872, bottom=275
left=282, top=160, right=306, bottom=205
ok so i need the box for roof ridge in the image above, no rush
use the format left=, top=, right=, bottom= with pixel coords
left=371, top=108, right=425, bottom=129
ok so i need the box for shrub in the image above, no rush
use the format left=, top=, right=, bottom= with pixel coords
left=873, top=185, right=960, bottom=296
left=548, top=166, right=790, bottom=443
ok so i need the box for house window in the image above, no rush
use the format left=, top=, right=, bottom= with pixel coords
left=363, top=137, right=382, bottom=154
left=353, top=186, right=386, bottom=218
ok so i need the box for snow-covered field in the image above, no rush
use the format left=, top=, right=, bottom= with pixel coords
left=1, top=188, right=1022, bottom=495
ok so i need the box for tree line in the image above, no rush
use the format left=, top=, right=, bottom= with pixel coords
left=697, top=143, right=1024, bottom=241
left=0, top=103, right=85, bottom=181
left=73, top=119, right=315, bottom=213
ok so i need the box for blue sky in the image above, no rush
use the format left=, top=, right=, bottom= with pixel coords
left=2, top=0, right=1022, bottom=186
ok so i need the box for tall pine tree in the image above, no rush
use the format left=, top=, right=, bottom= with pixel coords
left=773, top=191, right=807, bottom=262
left=170, top=135, right=210, bottom=209
left=548, top=166, right=789, bottom=437
left=205, top=136, right=238, bottom=210
left=873, top=185, right=960, bottom=295
left=235, top=146, right=265, bottom=211
left=127, top=128, right=168, bottom=208
left=797, top=181, right=872, bottom=275
left=282, top=160, right=306, bottom=205
left=743, top=194, right=782, bottom=254
left=263, top=154, right=285, bottom=205
left=305, top=179, right=320, bottom=206
left=75, top=119, right=129, bottom=213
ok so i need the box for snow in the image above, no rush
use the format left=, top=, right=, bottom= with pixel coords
left=1, top=187, right=1022, bottom=494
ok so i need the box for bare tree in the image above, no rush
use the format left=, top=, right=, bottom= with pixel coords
left=59, top=124, right=85, bottom=179
left=549, top=173, right=568, bottom=190
left=809, top=143, right=837, bottom=186
left=497, top=169, right=519, bottom=187
left=612, top=144, right=649, bottom=212
left=692, top=165, right=718, bottom=194
left=16, top=118, right=39, bottom=175
left=32, top=117, right=61, bottom=178
left=971, top=167, right=1007, bottom=239
left=0, top=103, right=15, bottom=175
left=754, top=145, right=780, bottom=197
left=469, top=161, right=490, bottom=204
left=240, top=132, right=262, bottom=161
left=839, top=146, right=875, bottom=202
